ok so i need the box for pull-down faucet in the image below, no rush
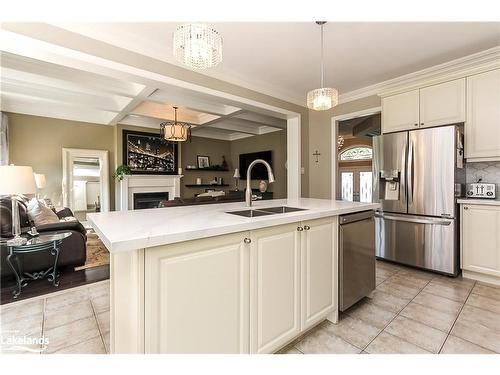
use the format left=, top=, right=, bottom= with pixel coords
left=245, top=159, right=275, bottom=207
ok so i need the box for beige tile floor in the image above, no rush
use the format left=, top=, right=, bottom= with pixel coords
left=1, top=261, right=499, bottom=354
left=281, top=261, right=500, bottom=355
left=0, top=280, right=110, bottom=354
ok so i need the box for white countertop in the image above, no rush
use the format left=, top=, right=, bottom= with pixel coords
left=88, top=198, right=380, bottom=253
left=457, top=198, right=500, bottom=206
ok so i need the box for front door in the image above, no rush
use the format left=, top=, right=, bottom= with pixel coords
left=339, top=167, right=373, bottom=202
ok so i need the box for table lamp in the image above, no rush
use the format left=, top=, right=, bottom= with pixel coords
left=233, top=168, right=241, bottom=191
left=0, top=165, right=37, bottom=245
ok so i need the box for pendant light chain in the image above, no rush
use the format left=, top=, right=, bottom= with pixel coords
left=320, top=22, right=324, bottom=88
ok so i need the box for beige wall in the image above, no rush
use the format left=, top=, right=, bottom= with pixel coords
left=308, top=95, right=381, bottom=199
left=230, top=130, right=287, bottom=199
left=7, top=112, right=116, bottom=208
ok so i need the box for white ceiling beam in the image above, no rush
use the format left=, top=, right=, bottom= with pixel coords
left=202, top=120, right=262, bottom=135
left=1, top=51, right=144, bottom=98
left=233, top=111, right=287, bottom=128
left=108, top=86, right=158, bottom=125
left=1, top=80, right=131, bottom=113
left=1, top=96, right=117, bottom=125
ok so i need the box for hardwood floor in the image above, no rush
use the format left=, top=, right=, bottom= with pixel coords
left=1, top=264, right=109, bottom=305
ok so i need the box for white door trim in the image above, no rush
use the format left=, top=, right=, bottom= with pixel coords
left=331, top=106, right=381, bottom=200
left=62, top=148, right=110, bottom=213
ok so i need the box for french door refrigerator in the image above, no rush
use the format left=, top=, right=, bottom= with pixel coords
left=373, top=125, right=465, bottom=275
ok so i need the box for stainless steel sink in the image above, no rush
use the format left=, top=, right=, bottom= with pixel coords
left=226, top=209, right=274, bottom=218
left=226, top=206, right=307, bottom=217
left=258, top=206, right=307, bottom=214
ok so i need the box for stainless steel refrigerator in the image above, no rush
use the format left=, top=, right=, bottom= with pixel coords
left=373, top=125, right=465, bottom=275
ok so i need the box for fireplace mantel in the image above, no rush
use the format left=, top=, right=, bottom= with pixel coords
left=118, top=175, right=182, bottom=211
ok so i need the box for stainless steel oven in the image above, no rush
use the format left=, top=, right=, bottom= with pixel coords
left=339, top=210, right=376, bottom=311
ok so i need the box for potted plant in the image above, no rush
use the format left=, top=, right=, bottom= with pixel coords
left=113, top=165, right=131, bottom=181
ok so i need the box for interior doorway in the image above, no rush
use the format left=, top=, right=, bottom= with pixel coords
left=62, top=148, right=110, bottom=223
left=335, top=113, right=381, bottom=202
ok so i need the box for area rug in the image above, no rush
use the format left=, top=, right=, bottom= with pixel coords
left=75, top=233, right=110, bottom=271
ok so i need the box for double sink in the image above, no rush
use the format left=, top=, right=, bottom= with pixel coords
left=226, top=206, right=307, bottom=218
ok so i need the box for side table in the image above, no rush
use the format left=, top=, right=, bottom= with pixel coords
left=3, top=232, right=72, bottom=298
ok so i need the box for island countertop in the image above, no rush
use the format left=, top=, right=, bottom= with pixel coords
left=88, top=198, right=380, bottom=253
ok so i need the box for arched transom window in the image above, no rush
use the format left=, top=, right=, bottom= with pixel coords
left=339, top=146, right=372, bottom=161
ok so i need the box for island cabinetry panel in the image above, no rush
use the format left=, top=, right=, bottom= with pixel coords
left=145, top=231, right=250, bottom=354
left=461, top=204, right=500, bottom=285
left=300, top=217, right=337, bottom=330
left=249, top=223, right=301, bottom=354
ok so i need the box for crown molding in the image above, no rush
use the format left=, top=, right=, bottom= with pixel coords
left=338, top=46, right=500, bottom=102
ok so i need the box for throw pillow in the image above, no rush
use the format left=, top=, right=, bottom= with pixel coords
left=27, top=198, right=60, bottom=226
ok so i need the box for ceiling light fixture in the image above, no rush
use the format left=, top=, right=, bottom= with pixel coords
left=160, top=107, right=191, bottom=142
left=173, top=23, right=223, bottom=70
left=307, top=21, right=339, bottom=111
left=337, top=135, right=345, bottom=150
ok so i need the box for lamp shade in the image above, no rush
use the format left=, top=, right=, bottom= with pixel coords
left=0, top=165, right=37, bottom=195
left=233, top=168, right=241, bottom=178
left=34, top=173, right=47, bottom=189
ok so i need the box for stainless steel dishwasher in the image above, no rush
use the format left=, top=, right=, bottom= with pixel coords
left=339, top=210, right=376, bottom=311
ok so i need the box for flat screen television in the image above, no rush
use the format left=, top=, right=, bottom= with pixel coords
left=239, top=151, right=273, bottom=180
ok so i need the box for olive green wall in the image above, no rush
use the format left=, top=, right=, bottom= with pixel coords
left=7, top=112, right=116, bottom=209
left=230, top=131, right=287, bottom=199
left=308, top=95, right=381, bottom=199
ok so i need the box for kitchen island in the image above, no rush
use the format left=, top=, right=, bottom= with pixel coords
left=88, top=198, right=379, bottom=354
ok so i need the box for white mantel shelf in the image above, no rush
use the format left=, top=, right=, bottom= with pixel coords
left=88, top=198, right=379, bottom=253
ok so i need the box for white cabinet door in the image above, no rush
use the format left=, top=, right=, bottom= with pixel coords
left=466, top=69, right=500, bottom=160
left=145, top=232, right=250, bottom=354
left=461, top=205, right=500, bottom=277
left=301, top=217, right=336, bottom=330
left=419, top=78, right=466, bottom=128
left=382, top=89, right=419, bottom=133
left=249, top=223, right=301, bottom=354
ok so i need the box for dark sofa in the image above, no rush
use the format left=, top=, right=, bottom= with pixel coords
left=0, top=197, right=87, bottom=279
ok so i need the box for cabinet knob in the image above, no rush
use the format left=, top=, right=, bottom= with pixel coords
left=414, top=123, right=418, bottom=127
left=420, top=123, right=424, bottom=126
left=244, top=238, right=251, bottom=244
left=463, top=206, right=469, bottom=210
left=297, top=226, right=304, bottom=231
left=303, top=225, right=311, bottom=230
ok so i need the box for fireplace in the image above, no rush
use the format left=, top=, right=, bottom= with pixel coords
left=133, top=192, right=169, bottom=210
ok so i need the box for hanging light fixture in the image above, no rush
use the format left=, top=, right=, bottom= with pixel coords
left=173, top=23, right=223, bottom=70
left=160, top=107, right=191, bottom=142
left=337, top=135, right=345, bottom=149
left=307, top=21, right=339, bottom=111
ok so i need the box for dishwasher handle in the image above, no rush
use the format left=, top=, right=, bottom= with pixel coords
left=339, top=210, right=374, bottom=225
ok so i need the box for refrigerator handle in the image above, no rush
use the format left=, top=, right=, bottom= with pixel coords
left=407, top=139, right=414, bottom=208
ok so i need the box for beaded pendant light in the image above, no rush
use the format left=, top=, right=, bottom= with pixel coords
left=307, top=22, right=339, bottom=111
left=173, top=23, right=223, bottom=70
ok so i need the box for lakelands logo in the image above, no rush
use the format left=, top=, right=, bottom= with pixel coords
left=0, top=331, right=49, bottom=353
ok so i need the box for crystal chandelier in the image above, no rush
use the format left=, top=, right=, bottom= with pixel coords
left=307, top=22, right=339, bottom=111
left=160, top=107, right=191, bottom=142
left=173, top=23, right=223, bottom=70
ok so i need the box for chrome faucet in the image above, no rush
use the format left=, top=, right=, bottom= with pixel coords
left=245, top=159, right=275, bottom=207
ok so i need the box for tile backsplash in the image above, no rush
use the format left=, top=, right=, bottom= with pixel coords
left=465, top=161, right=500, bottom=194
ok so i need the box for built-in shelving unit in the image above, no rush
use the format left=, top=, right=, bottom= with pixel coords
left=184, top=168, right=230, bottom=172
left=185, top=184, right=230, bottom=188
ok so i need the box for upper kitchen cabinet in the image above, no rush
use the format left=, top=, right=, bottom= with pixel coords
left=382, top=89, right=420, bottom=133
left=419, top=78, right=466, bottom=128
left=381, top=78, right=466, bottom=134
left=465, top=69, right=500, bottom=161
